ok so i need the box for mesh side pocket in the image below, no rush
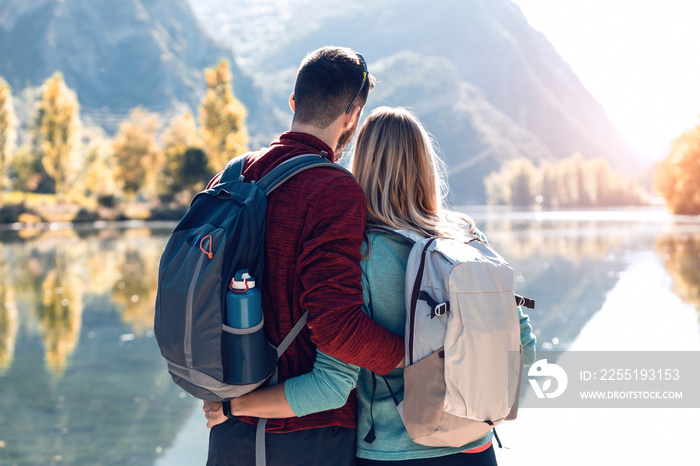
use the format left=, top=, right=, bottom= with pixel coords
left=221, top=323, right=277, bottom=385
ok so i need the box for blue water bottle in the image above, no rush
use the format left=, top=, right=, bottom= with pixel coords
left=226, top=269, right=262, bottom=329
left=222, top=269, right=277, bottom=385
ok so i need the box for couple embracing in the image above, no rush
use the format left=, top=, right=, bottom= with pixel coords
left=203, top=46, right=536, bottom=466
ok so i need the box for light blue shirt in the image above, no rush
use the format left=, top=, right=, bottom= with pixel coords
left=285, top=230, right=537, bottom=460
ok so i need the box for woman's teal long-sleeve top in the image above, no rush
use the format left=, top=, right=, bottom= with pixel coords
left=285, top=230, right=537, bottom=461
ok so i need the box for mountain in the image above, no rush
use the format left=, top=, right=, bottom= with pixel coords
left=189, top=0, right=646, bottom=204
left=0, top=0, right=647, bottom=203
left=0, top=0, right=278, bottom=142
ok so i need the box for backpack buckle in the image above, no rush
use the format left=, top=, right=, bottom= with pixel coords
left=434, top=302, right=449, bottom=317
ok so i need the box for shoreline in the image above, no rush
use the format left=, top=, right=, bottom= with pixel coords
left=3, top=206, right=698, bottom=233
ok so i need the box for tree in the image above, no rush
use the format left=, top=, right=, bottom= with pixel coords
left=484, top=158, right=536, bottom=206
left=556, top=154, right=584, bottom=207
left=84, top=132, right=117, bottom=204
left=112, top=108, right=162, bottom=201
left=161, top=112, right=208, bottom=196
left=199, top=59, right=249, bottom=173
left=485, top=153, right=647, bottom=208
left=484, top=170, right=508, bottom=205
left=538, top=161, right=559, bottom=208
left=586, top=158, right=611, bottom=206
left=507, top=158, right=537, bottom=207
left=8, top=145, right=54, bottom=193
left=656, top=122, right=700, bottom=215
left=36, top=72, right=82, bottom=202
left=0, top=78, right=17, bottom=201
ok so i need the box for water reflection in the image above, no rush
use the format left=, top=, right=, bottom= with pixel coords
left=39, top=245, right=84, bottom=375
left=0, top=228, right=193, bottom=465
left=480, top=218, right=625, bottom=262
left=0, top=255, right=18, bottom=375
left=656, top=232, right=700, bottom=312
left=0, top=210, right=698, bottom=465
left=0, top=229, right=166, bottom=374
left=111, top=229, right=163, bottom=336
left=476, top=218, right=636, bottom=352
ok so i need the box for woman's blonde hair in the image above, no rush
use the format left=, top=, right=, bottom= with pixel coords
left=351, top=106, right=474, bottom=238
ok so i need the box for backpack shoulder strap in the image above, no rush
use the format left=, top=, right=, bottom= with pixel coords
left=255, top=152, right=353, bottom=195
left=275, top=310, right=308, bottom=358
left=255, top=309, right=309, bottom=466
left=219, top=154, right=250, bottom=184
left=366, top=225, right=424, bottom=244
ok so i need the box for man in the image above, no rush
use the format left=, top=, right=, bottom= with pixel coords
left=205, top=46, right=404, bottom=465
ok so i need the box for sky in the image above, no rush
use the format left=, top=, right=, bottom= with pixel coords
left=511, top=0, right=700, bottom=162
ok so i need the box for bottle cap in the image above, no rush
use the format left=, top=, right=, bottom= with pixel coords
left=231, top=269, right=255, bottom=291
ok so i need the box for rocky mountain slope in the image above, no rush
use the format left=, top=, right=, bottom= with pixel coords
left=190, top=0, right=646, bottom=203
left=0, top=0, right=645, bottom=202
left=0, top=0, right=277, bottom=141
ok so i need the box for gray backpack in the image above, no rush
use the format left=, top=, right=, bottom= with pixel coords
left=370, top=227, right=533, bottom=448
left=154, top=153, right=350, bottom=401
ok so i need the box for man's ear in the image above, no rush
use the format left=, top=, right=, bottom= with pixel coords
left=289, top=93, right=296, bottom=113
left=344, top=105, right=361, bottom=129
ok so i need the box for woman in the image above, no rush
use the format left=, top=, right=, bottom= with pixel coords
left=206, top=107, right=536, bottom=465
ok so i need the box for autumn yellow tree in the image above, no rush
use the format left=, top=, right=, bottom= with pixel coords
left=161, top=112, right=208, bottom=196
left=484, top=168, right=508, bottom=206
left=656, top=122, right=700, bottom=215
left=199, top=59, right=249, bottom=173
left=486, top=154, right=647, bottom=208
left=556, top=153, right=587, bottom=207
left=0, top=78, right=17, bottom=201
left=112, top=108, right=162, bottom=201
left=36, top=72, right=82, bottom=202
left=84, top=132, right=117, bottom=203
left=538, top=161, right=559, bottom=208
left=484, top=157, right=537, bottom=206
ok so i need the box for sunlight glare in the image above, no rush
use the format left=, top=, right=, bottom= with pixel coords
left=512, top=0, right=700, bottom=160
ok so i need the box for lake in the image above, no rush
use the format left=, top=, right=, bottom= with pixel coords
left=0, top=207, right=698, bottom=466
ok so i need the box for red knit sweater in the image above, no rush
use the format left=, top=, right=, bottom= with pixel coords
left=211, top=132, right=404, bottom=432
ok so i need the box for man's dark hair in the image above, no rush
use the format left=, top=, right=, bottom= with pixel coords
left=293, top=46, right=375, bottom=128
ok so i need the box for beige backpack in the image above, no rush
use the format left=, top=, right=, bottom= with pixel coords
left=373, top=227, right=533, bottom=447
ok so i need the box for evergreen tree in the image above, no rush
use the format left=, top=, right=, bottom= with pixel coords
left=199, top=60, right=249, bottom=173
left=0, top=78, right=17, bottom=201
left=8, top=145, right=53, bottom=193
left=36, top=72, right=82, bottom=202
left=112, top=108, right=162, bottom=201
left=161, top=112, right=208, bottom=196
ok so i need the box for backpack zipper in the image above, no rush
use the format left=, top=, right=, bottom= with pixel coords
left=184, top=251, right=207, bottom=368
